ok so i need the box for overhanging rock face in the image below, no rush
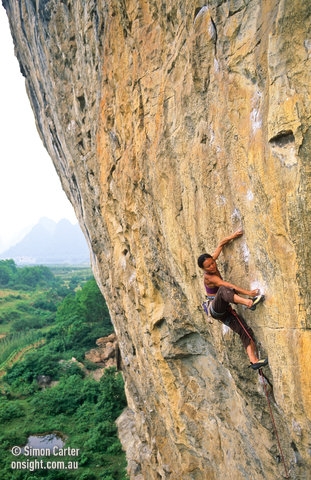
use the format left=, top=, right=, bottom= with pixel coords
left=4, top=0, right=311, bottom=478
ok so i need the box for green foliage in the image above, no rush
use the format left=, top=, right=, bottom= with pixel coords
left=32, top=292, right=58, bottom=311
left=4, top=278, right=113, bottom=386
left=0, top=265, right=127, bottom=479
left=5, top=349, right=61, bottom=386
left=0, top=260, right=90, bottom=294
left=98, top=367, right=127, bottom=420
left=49, top=279, right=112, bottom=357
left=1, top=370, right=127, bottom=479
left=0, top=260, right=17, bottom=286
left=0, top=261, right=58, bottom=290
left=31, top=374, right=86, bottom=415
left=0, top=397, right=25, bottom=422
left=75, top=279, right=110, bottom=325
left=0, top=331, right=42, bottom=372
left=14, top=265, right=55, bottom=289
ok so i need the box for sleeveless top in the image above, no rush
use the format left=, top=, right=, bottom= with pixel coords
left=205, top=284, right=219, bottom=296
left=204, top=271, right=221, bottom=296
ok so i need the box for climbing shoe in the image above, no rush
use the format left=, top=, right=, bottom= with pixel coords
left=249, top=358, right=268, bottom=370
left=248, top=294, right=265, bottom=311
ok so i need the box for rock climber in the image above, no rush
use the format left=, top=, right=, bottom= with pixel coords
left=198, top=229, right=268, bottom=370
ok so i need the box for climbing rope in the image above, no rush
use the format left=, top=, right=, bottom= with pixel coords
left=259, top=369, right=290, bottom=478
left=229, top=307, right=290, bottom=478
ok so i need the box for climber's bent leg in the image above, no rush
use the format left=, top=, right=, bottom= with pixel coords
left=224, top=310, right=255, bottom=348
left=210, top=286, right=235, bottom=316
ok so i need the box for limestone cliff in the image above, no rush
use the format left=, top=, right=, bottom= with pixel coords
left=3, top=0, right=311, bottom=478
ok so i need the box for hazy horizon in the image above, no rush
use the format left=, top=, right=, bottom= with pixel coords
left=0, top=217, right=80, bottom=255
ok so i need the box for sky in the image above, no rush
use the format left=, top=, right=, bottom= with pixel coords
left=0, top=7, right=77, bottom=253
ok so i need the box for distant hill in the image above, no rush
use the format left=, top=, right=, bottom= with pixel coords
left=0, top=218, right=90, bottom=265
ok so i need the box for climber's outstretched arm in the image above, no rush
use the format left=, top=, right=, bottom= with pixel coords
left=205, top=274, right=259, bottom=297
left=212, top=229, right=243, bottom=260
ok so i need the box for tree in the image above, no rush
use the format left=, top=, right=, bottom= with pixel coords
left=52, top=279, right=112, bottom=355
left=54, top=295, right=85, bottom=352
left=76, top=279, right=111, bottom=327
left=15, top=266, right=55, bottom=289
left=0, top=260, right=17, bottom=286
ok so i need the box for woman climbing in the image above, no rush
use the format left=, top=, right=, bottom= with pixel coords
left=198, top=229, right=268, bottom=370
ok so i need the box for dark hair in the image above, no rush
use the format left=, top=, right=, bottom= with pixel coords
left=197, top=253, right=212, bottom=269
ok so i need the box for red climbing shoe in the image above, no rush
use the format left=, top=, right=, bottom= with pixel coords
left=249, top=358, right=268, bottom=370
left=248, top=294, right=265, bottom=311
